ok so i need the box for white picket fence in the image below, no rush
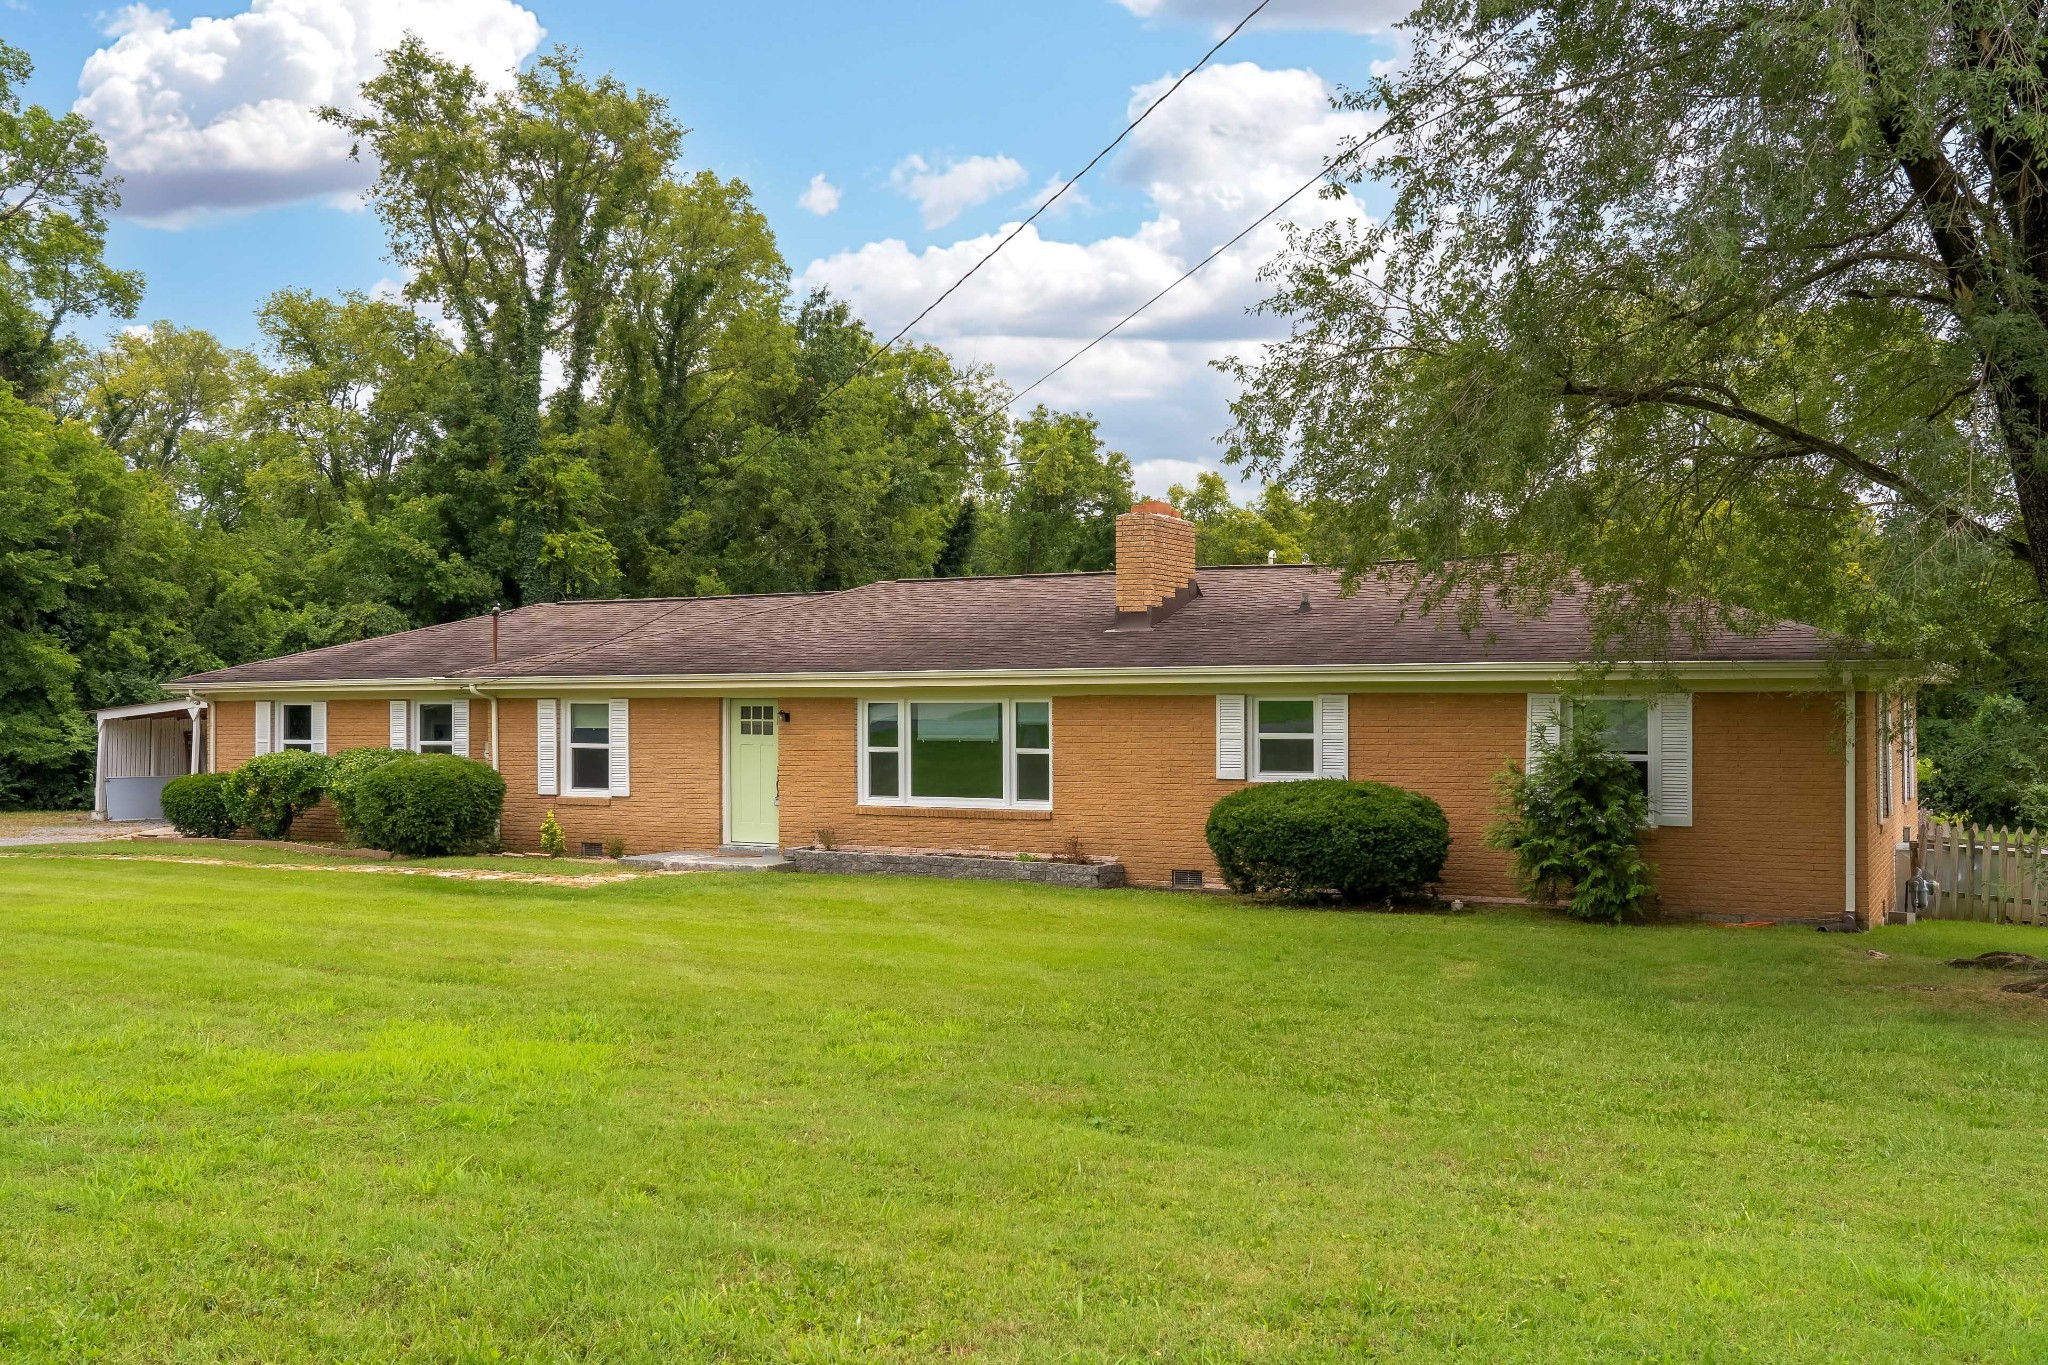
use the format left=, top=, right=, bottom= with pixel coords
left=1917, top=820, right=2048, bottom=925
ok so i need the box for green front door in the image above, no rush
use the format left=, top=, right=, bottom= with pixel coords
left=729, top=700, right=779, bottom=846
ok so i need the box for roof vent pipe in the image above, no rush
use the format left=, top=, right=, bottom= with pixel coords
left=491, top=604, right=501, bottom=664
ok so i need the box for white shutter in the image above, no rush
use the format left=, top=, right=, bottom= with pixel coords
left=389, top=700, right=408, bottom=750
left=1877, top=696, right=1892, bottom=819
left=1216, top=694, right=1247, bottom=780
left=1892, top=699, right=1908, bottom=806
left=608, top=698, right=630, bottom=796
left=1317, top=694, right=1349, bottom=778
left=451, top=699, right=471, bottom=758
left=1525, top=693, right=1562, bottom=771
left=254, top=700, right=273, bottom=755
left=536, top=699, right=558, bottom=796
left=310, top=701, right=328, bottom=755
left=1654, top=693, right=1694, bottom=827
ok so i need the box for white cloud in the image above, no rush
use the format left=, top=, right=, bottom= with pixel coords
left=889, top=152, right=1028, bottom=229
left=802, top=62, right=1375, bottom=476
left=1114, top=0, right=1413, bottom=34
left=797, top=172, right=841, bottom=216
left=77, top=0, right=544, bottom=227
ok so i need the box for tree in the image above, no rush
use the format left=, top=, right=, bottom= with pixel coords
left=326, top=41, right=681, bottom=601
left=1168, top=471, right=1315, bottom=566
left=0, top=387, right=203, bottom=807
left=252, top=288, right=456, bottom=509
left=1226, top=2, right=2048, bottom=661
left=974, top=406, right=1134, bottom=575
left=67, top=321, right=252, bottom=490
left=0, top=40, right=141, bottom=399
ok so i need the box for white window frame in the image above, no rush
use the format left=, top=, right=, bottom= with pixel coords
left=858, top=697, right=1052, bottom=810
left=414, top=700, right=457, bottom=756
left=278, top=701, right=317, bottom=753
left=1250, top=696, right=1321, bottom=782
left=563, top=699, right=615, bottom=797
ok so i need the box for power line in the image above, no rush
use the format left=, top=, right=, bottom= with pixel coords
left=727, top=0, right=1273, bottom=472
left=859, top=0, right=1274, bottom=373
left=1007, top=144, right=1365, bottom=411
left=1002, top=26, right=1518, bottom=415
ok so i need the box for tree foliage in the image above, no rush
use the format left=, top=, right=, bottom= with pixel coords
left=1489, top=715, right=1657, bottom=924
left=0, top=40, right=140, bottom=398
left=1227, top=0, right=2048, bottom=664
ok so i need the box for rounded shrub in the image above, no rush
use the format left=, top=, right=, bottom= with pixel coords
left=325, top=747, right=414, bottom=844
left=351, top=754, right=506, bottom=857
left=160, top=772, right=238, bottom=839
left=1204, top=779, right=1452, bottom=902
left=223, top=750, right=333, bottom=840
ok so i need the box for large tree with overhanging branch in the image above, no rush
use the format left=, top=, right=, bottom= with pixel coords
left=1228, top=0, right=2048, bottom=662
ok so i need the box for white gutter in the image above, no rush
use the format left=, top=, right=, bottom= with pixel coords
left=1844, top=685, right=1858, bottom=922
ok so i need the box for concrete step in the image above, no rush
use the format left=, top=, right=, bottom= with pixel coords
left=620, top=849, right=791, bottom=872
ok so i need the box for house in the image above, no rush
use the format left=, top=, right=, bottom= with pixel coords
left=168, top=501, right=1917, bottom=923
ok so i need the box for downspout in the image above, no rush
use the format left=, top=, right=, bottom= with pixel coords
left=1844, top=684, right=1858, bottom=923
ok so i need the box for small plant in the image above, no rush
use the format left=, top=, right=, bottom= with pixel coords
left=350, top=754, right=505, bottom=857
left=160, top=772, right=238, bottom=839
left=1015, top=852, right=1040, bottom=862
left=326, top=747, right=413, bottom=844
left=1488, top=710, right=1655, bottom=923
left=815, top=826, right=837, bottom=850
left=540, top=810, right=566, bottom=858
left=603, top=837, right=625, bottom=859
left=1062, top=835, right=1086, bottom=865
left=1205, top=779, right=1450, bottom=903
left=223, top=750, right=333, bottom=840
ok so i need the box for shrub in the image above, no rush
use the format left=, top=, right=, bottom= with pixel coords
left=1205, top=779, right=1451, bottom=902
left=352, top=754, right=506, bottom=857
left=603, top=837, right=625, bottom=860
left=1487, top=711, right=1655, bottom=923
left=540, top=810, right=566, bottom=858
left=160, top=772, right=238, bottom=839
left=223, top=750, right=333, bottom=840
left=326, top=747, right=414, bottom=843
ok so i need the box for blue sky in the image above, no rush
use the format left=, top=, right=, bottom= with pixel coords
left=8, top=0, right=1406, bottom=491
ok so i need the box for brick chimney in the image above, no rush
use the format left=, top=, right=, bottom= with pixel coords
left=1114, top=499, right=1198, bottom=623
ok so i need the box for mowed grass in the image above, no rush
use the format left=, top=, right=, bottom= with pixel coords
left=1, top=857, right=2045, bottom=1362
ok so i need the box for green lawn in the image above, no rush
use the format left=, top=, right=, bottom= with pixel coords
left=2, top=856, right=2045, bottom=1361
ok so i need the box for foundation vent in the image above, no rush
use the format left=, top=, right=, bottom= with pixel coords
left=1171, top=868, right=1206, bottom=891
left=579, top=841, right=605, bottom=858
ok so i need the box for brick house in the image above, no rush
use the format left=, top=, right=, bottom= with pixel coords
left=170, top=501, right=1917, bottom=923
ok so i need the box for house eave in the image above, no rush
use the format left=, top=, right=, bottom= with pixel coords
left=179, top=658, right=1863, bottom=699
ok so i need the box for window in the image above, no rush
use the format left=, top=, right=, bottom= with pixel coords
left=280, top=703, right=315, bottom=752
left=738, top=703, right=776, bottom=736
left=866, top=702, right=900, bottom=798
left=568, top=702, right=611, bottom=792
left=1015, top=701, right=1050, bottom=803
left=860, top=698, right=1051, bottom=808
left=1572, top=698, right=1652, bottom=799
left=417, top=702, right=454, bottom=755
left=1253, top=698, right=1317, bottom=779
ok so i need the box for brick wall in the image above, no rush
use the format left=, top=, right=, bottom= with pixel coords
left=200, top=685, right=1898, bottom=921
left=779, top=694, right=1238, bottom=887
left=493, top=696, right=725, bottom=856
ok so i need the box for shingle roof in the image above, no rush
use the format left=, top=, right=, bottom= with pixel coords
left=171, top=565, right=1843, bottom=688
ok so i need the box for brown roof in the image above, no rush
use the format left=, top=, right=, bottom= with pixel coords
left=172, top=565, right=1843, bottom=688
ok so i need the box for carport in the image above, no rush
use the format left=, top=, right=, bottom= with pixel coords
left=94, top=699, right=207, bottom=822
